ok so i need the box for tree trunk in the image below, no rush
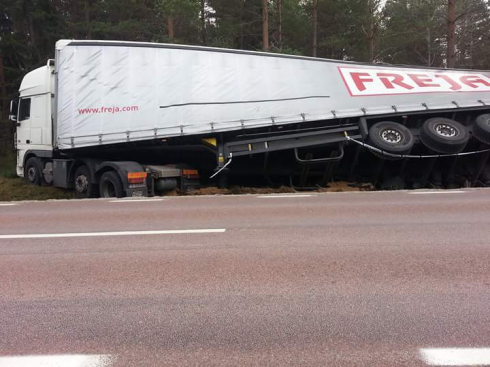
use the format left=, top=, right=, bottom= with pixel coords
left=167, top=16, right=175, bottom=40
left=427, top=27, right=431, bottom=66
left=368, top=0, right=375, bottom=62
left=262, top=0, right=269, bottom=51
left=312, top=0, right=318, bottom=57
left=368, top=33, right=375, bottom=62
left=28, top=16, right=35, bottom=46
left=239, top=0, right=244, bottom=49
left=447, top=0, right=456, bottom=68
left=85, top=0, right=92, bottom=39
left=277, top=0, right=283, bottom=51
left=201, top=0, right=207, bottom=45
left=0, top=53, right=7, bottom=121
left=27, top=15, right=43, bottom=63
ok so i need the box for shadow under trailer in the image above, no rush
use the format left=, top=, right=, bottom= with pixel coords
left=9, top=40, right=490, bottom=198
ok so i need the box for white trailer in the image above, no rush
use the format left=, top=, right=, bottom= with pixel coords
left=9, top=40, right=490, bottom=197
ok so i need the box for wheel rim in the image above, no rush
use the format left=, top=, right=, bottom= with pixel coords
left=380, top=129, right=402, bottom=144
left=75, top=175, right=89, bottom=194
left=27, top=166, right=36, bottom=182
left=435, top=124, right=457, bottom=137
left=103, top=181, right=116, bottom=197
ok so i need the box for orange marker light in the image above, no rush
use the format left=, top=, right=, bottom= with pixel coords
left=127, top=172, right=147, bottom=184
left=182, top=169, right=198, bottom=176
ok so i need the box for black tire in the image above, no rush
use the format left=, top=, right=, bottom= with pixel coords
left=24, top=157, right=41, bottom=185
left=473, top=114, right=490, bottom=145
left=74, top=165, right=97, bottom=199
left=367, top=121, right=415, bottom=160
left=420, top=118, right=469, bottom=154
left=99, top=171, right=124, bottom=198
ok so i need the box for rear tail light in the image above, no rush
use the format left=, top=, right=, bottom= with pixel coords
left=127, top=172, right=147, bottom=184
left=182, top=169, right=199, bottom=179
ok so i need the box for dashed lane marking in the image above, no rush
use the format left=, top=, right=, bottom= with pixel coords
left=0, top=203, right=17, bottom=206
left=420, top=348, right=490, bottom=366
left=108, top=199, right=165, bottom=203
left=0, top=354, right=114, bottom=367
left=409, top=191, right=467, bottom=195
left=0, top=228, right=226, bottom=239
left=258, top=194, right=313, bottom=198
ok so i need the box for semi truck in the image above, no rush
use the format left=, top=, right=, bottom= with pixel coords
left=8, top=39, right=490, bottom=198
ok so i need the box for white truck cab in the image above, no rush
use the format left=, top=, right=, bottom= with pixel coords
left=8, top=45, right=193, bottom=198
left=11, top=60, right=55, bottom=177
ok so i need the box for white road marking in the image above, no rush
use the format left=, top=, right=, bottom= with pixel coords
left=409, top=191, right=467, bottom=195
left=0, top=203, right=17, bottom=206
left=0, top=354, right=114, bottom=367
left=108, top=198, right=164, bottom=203
left=420, top=348, right=490, bottom=366
left=258, top=194, right=313, bottom=198
left=0, top=228, right=226, bottom=239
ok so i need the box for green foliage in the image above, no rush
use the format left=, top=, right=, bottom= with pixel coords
left=157, top=0, right=200, bottom=17
left=0, top=149, right=16, bottom=178
left=1, top=0, right=490, bottom=109
left=381, top=0, right=446, bottom=66
left=0, top=177, right=75, bottom=201
left=277, top=0, right=310, bottom=54
left=0, top=152, right=74, bottom=201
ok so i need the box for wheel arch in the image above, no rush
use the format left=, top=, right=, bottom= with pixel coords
left=94, top=161, right=146, bottom=188
left=22, top=150, right=53, bottom=167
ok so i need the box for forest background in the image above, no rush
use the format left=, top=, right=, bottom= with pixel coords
left=0, top=0, right=489, bottom=149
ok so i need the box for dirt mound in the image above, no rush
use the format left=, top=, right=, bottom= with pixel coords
left=316, top=181, right=375, bottom=192
left=163, top=181, right=374, bottom=197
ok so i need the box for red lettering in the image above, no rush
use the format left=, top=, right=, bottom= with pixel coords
left=460, top=75, right=490, bottom=89
left=350, top=72, right=373, bottom=92
left=377, top=73, right=414, bottom=90
left=77, top=106, right=138, bottom=115
left=407, top=74, right=439, bottom=88
left=434, top=74, right=461, bottom=91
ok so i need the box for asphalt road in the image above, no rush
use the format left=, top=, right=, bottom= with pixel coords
left=0, top=189, right=490, bottom=366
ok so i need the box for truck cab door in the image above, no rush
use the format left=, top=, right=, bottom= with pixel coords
left=16, top=97, right=31, bottom=147
left=29, top=95, right=46, bottom=145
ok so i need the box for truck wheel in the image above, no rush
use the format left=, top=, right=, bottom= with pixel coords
left=74, top=165, right=97, bottom=199
left=368, top=121, right=414, bottom=160
left=420, top=118, right=469, bottom=154
left=24, top=157, right=42, bottom=185
left=99, top=171, right=124, bottom=198
left=41, top=161, right=54, bottom=186
left=473, top=114, right=490, bottom=145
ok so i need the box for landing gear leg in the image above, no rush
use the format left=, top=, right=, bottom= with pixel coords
left=472, top=145, right=490, bottom=185
left=371, top=159, right=385, bottom=187
left=212, top=141, right=230, bottom=189
left=416, top=157, right=438, bottom=189
left=445, top=157, right=459, bottom=189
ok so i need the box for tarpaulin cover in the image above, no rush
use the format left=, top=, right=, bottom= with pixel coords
left=55, top=40, right=490, bottom=150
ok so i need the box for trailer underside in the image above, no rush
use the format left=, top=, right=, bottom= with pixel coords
left=34, top=105, right=489, bottom=196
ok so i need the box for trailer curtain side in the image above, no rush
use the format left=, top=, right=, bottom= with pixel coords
left=55, top=40, right=490, bottom=150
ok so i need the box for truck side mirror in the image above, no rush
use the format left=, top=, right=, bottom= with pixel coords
left=9, top=99, right=19, bottom=122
